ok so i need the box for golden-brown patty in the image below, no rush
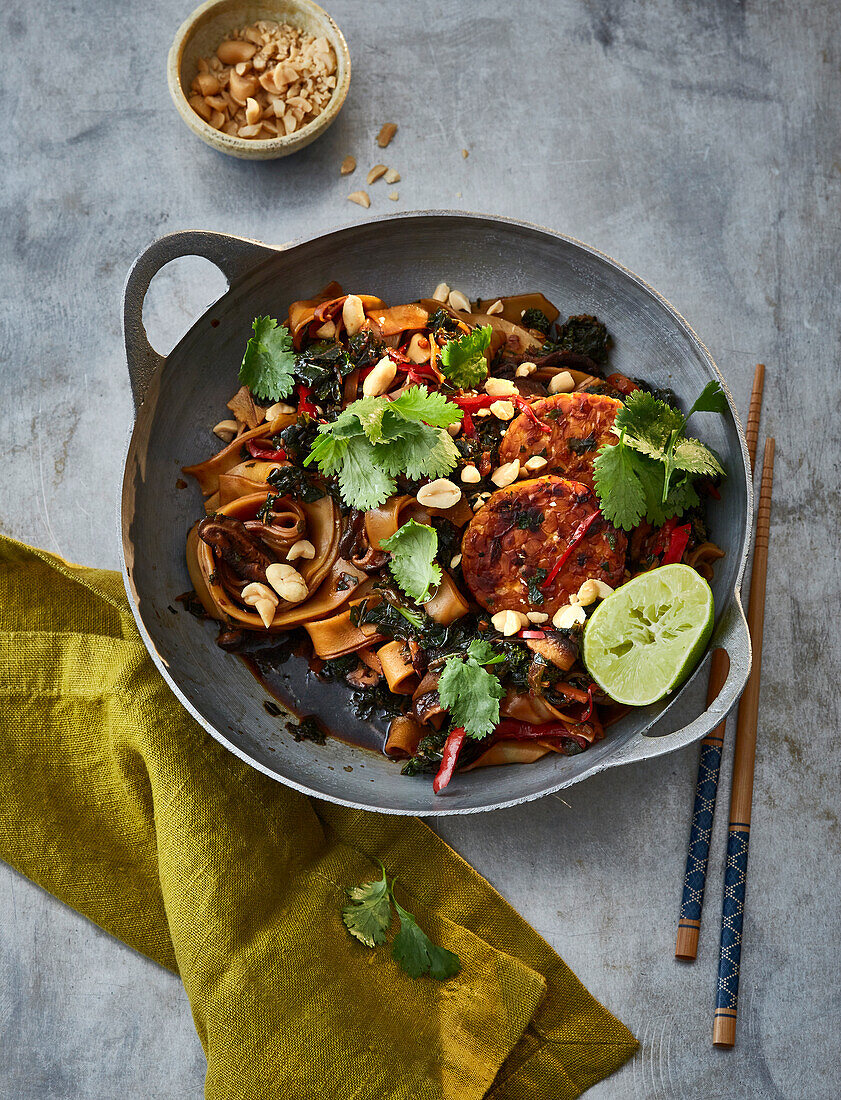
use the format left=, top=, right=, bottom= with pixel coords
left=498, top=391, right=622, bottom=488
left=461, top=476, right=627, bottom=617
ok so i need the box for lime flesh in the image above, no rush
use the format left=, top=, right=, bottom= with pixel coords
left=582, top=564, right=714, bottom=706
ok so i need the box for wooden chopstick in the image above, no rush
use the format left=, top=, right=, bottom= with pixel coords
left=713, top=436, right=775, bottom=1047
left=675, top=364, right=765, bottom=961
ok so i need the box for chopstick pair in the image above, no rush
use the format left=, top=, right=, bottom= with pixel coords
left=672, top=364, right=774, bottom=1047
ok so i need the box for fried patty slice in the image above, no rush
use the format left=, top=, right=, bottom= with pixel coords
left=498, top=391, right=623, bottom=488
left=461, top=476, right=627, bottom=617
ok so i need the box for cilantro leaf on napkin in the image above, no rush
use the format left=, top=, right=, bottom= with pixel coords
left=439, top=325, right=493, bottom=389
left=391, top=898, right=461, bottom=980
left=343, top=865, right=461, bottom=980
left=380, top=520, right=442, bottom=603
left=342, top=866, right=392, bottom=948
left=438, top=653, right=505, bottom=739
left=239, top=316, right=296, bottom=401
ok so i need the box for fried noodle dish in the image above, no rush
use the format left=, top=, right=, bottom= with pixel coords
left=183, top=284, right=727, bottom=793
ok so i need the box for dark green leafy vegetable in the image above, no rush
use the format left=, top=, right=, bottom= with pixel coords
left=426, top=308, right=461, bottom=336
left=520, top=308, right=551, bottom=334
left=290, top=715, right=327, bottom=744
left=544, top=314, right=610, bottom=366
left=293, top=340, right=354, bottom=411
left=266, top=464, right=326, bottom=503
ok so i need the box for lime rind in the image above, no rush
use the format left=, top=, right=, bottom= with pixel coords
left=582, top=564, right=714, bottom=706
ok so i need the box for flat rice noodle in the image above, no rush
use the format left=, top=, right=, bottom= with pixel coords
left=423, top=572, right=469, bottom=625
left=500, top=690, right=582, bottom=728
left=182, top=416, right=297, bottom=496
left=461, top=742, right=551, bottom=771
left=286, top=280, right=344, bottom=346
left=219, top=460, right=285, bottom=504
left=377, top=640, right=418, bottom=694
left=365, top=303, right=429, bottom=337
left=356, top=646, right=384, bottom=674
left=475, top=293, right=560, bottom=326
left=384, top=715, right=424, bottom=759
left=191, top=491, right=345, bottom=630
left=365, top=494, right=471, bottom=551
left=203, top=491, right=221, bottom=514
left=304, top=591, right=383, bottom=658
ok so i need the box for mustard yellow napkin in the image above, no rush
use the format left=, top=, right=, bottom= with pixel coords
left=0, top=534, right=637, bottom=1099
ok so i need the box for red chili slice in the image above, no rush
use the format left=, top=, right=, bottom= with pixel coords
left=245, top=439, right=287, bottom=461
left=433, top=727, right=467, bottom=794
left=541, top=510, right=602, bottom=589
left=661, top=522, right=691, bottom=565
left=296, top=383, right=319, bottom=416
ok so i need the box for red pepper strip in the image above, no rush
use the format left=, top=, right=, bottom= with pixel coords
left=518, top=629, right=546, bottom=640
left=451, top=393, right=551, bottom=433
left=433, top=727, right=467, bottom=794
left=295, top=383, right=319, bottom=416
left=461, top=410, right=475, bottom=438
left=661, top=522, right=691, bottom=565
left=245, top=439, right=287, bottom=461
left=541, top=510, right=601, bottom=589
left=605, top=372, right=640, bottom=396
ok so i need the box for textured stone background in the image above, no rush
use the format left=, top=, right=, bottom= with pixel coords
left=2, top=0, right=840, bottom=1096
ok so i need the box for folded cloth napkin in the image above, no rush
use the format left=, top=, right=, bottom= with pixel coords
left=0, top=535, right=637, bottom=1099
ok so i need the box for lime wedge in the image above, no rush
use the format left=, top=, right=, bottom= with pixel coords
left=582, top=564, right=714, bottom=706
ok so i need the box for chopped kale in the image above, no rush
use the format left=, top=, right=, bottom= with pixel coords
left=351, top=591, right=482, bottom=662
left=426, top=308, right=462, bottom=336
left=266, top=463, right=326, bottom=503
left=431, top=517, right=461, bottom=567
left=520, top=308, right=551, bottom=334
left=348, top=330, right=385, bottom=370
left=401, top=728, right=448, bottom=776
left=350, top=681, right=406, bottom=724
left=294, top=340, right=355, bottom=412
left=256, top=493, right=280, bottom=523
left=526, top=567, right=548, bottom=605
left=276, top=413, right=320, bottom=464
left=544, top=314, right=610, bottom=366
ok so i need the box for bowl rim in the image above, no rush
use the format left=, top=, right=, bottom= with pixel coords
left=167, top=0, right=351, bottom=153
left=120, top=212, right=753, bottom=815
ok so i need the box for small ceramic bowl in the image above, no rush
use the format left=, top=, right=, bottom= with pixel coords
left=168, top=0, right=350, bottom=160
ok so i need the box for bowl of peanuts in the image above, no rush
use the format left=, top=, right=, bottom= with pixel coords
left=168, top=0, right=350, bottom=159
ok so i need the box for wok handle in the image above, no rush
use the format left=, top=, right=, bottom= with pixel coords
left=122, top=230, right=280, bottom=410
left=613, top=596, right=752, bottom=768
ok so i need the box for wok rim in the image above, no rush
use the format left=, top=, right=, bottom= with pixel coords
left=119, top=211, right=753, bottom=815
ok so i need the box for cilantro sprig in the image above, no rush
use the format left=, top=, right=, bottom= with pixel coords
left=343, top=864, right=461, bottom=981
left=305, top=387, right=462, bottom=510
left=380, top=520, right=441, bottom=603
left=593, top=382, right=727, bottom=531
left=438, top=325, right=493, bottom=389
left=438, top=641, right=506, bottom=739
left=239, top=316, right=296, bottom=401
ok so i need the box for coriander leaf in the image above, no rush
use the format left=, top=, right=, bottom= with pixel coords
left=342, top=866, right=392, bottom=948
left=239, top=316, right=296, bottom=401
left=661, top=475, right=700, bottom=520
left=391, top=897, right=461, bottom=980
left=401, top=426, right=460, bottom=481
left=466, top=639, right=505, bottom=665
left=305, top=429, right=350, bottom=476
left=593, top=439, right=647, bottom=530
left=388, top=386, right=463, bottom=429
left=373, top=421, right=460, bottom=481
left=438, top=656, right=504, bottom=739
left=338, top=435, right=397, bottom=511
left=614, top=390, right=685, bottom=459
left=687, top=380, right=728, bottom=416
left=380, top=520, right=442, bottom=603
left=439, top=325, right=493, bottom=389
left=670, top=436, right=725, bottom=478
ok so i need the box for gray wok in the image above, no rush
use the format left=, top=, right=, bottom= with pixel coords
left=120, top=213, right=752, bottom=815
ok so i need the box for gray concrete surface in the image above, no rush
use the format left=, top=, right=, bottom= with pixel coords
left=2, top=0, right=839, bottom=1096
